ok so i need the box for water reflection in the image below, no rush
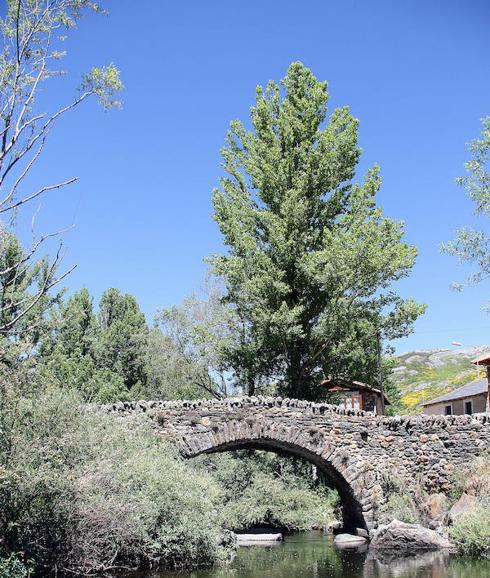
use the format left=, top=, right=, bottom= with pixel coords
left=123, top=532, right=490, bottom=578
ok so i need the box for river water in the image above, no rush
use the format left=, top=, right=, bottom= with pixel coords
left=124, top=532, right=490, bottom=578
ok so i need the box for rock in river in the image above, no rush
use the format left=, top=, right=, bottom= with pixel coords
left=370, top=520, right=453, bottom=551
left=334, top=533, right=367, bottom=547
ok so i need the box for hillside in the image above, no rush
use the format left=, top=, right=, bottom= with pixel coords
left=393, top=345, right=489, bottom=413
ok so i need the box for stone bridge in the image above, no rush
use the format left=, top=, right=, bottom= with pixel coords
left=100, top=396, right=490, bottom=531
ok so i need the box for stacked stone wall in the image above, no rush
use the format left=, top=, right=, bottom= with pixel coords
left=98, top=396, right=490, bottom=530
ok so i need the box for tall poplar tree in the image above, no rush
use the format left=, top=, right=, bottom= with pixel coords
left=210, top=62, right=425, bottom=400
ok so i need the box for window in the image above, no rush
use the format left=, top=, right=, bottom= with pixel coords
left=464, top=400, right=473, bottom=415
left=444, top=405, right=452, bottom=415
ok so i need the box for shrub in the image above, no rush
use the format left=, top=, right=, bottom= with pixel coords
left=380, top=471, right=427, bottom=524
left=220, top=472, right=337, bottom=531
left=0, top=553, right=32, bottom=578
left=386, top=494, right=420, bottom=524
left=0, top=388, right=228, bottom=576
left=451, top=452, right=490, bottom=502
left=192, top=451, right=339, bottom=531
left=449, top=506, right=490, bottom=558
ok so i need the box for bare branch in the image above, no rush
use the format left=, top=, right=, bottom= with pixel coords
left=0, top=224, right=75, bottom=277
left=0, top=255, right=76, bottom=334
left=0, top=176, right=78, bottom=214
left=0, top=133, right=48, bottom=209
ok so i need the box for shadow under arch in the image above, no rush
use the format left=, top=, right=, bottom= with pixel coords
left=184, top=437, right=367, bottom=532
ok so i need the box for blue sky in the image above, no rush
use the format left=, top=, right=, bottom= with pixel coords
left=22, top=0, right=490, bottom=353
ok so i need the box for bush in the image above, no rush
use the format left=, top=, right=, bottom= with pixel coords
left=0, top=388, right=228, bottom=576
left=449, top=506, right=490, bottom=558
left=220, top=472, right=337, bottom=531
left=451, top=452, right=490, bottom=502
left=381, top=471, right=427, bottom=524
left=0, top=553, right=32, bottom=578
left=386, top=494, right=420, bottom=524
left=192, top=451, right=339, bottom=531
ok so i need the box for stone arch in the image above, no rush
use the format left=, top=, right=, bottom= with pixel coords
left=177, top=418, right=374, bottom=531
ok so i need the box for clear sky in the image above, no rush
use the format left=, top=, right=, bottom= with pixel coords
left=24, top=0, right=490, bottom=353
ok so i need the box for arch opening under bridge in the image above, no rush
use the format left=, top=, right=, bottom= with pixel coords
left=185, top=435, right=368, bottom=532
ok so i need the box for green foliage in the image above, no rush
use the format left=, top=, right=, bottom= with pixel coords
left=386, top=494, right=420, bottom=524
left=221, top=472, right=335, bottom=532
left=40, top=287, right=149, bottom=402
left=450, top=452, right=490, bottom=503
left=446, top=454, right=490, bottom=558
left=449, top=507, right=490, bottom=558
left=0, top=231, right=63, bottom=341
left=138, top=327, right=209, bottom=401
left=210, top=61, right=425, bottom=400
left=0, top=553, right=31, bottom=578
left=193, top=451, right=339, bottom=532
left=442, top=116, right=490, bottom=301
left=380, top=470, right=427, bottom=524
left=96, top=288, right=148, bottom=392
left=0, top=387, right=228, bottom=575
left=1, top=1, right=121, bottom=111
left=82, top=63, right=123, bottom=109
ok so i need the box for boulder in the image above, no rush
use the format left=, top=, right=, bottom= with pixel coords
left=334, top=533, right=367, bottom=547
left=356, top=527, right=369, bottom=539
left=370, top=520, right=452, bottom=550
left=424, top=493, right=447, bottom=522
left=236, top=533, right=282, bottom=544
left=448, top=493, right=478, bottom=523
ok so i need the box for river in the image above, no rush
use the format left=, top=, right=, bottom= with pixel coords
left=123, top=532, right=490, bottom=578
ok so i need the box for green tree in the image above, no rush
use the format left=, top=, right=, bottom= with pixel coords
left=38, top=288, right=120, bottom=401
left=442, top=116, right=490, bottom=304
left=39, top=287, right=150, bottom=402
left=192, top=450, right=339, bottom=532
left=96, top=288, right=149, bottom=394
left=210, top=62, right=425, bottom=400
left=51, top=288, right=96, bottom=357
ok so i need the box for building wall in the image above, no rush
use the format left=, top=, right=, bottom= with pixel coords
left=423, top=393, right=488, bottom=415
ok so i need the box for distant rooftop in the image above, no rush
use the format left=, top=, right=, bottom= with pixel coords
left=421, top=379, right=488, bottom=406
left=322, top=378, right=391, bottom=405
left=472, top=352, right=490, bottom=366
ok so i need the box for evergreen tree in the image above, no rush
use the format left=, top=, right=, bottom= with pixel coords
left=210, top=62, right=426, bottom=400
left=96, top=288, right=149, bottom=393
left=40, top=287, right=148, bottom=402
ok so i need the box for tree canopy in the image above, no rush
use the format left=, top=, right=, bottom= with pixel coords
left=210, top=62, right=425, bottom=399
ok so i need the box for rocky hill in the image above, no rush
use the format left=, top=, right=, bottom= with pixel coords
left=393, top=345, right=489, bottom=413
